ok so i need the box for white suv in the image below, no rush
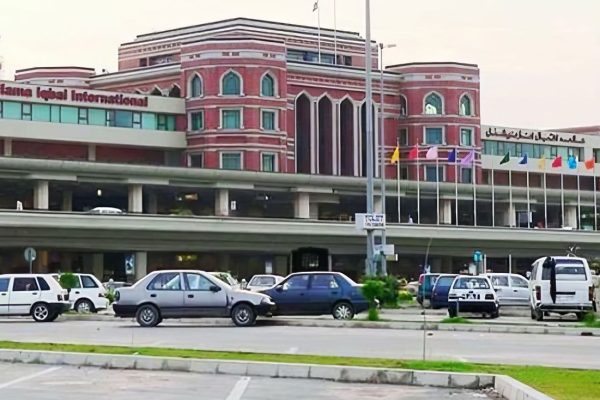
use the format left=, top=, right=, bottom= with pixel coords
left=52, top=274, right=109, bottom=313
left=0, top=274, right=70, bottom=322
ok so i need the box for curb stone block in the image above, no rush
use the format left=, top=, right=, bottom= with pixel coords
left=412, top=370, right=450, bottom=387
left=82, top=354, right=113, bottom=368
left=277, top=363, right=310, bottom=379
left=162, top=358, right=192, bottom=372
left=189, top=359, right=219, bottom=374
left=61, top=353, right=88, bottom=366
left=217, top=361, right=248, bottom=376
left=495, top=375, right=554, bottom=400
left=245, top=362, right=279, bottom=377
left=134, top=356, right=164, bottom=371
left=478, top=374, right=495, bottom=388
left=309, top=365, right=344, bottom=380
left=109, top=355, right=137, bottom=369
left=449, top=373, right=485, bottom=389
left=37, top=352, right=64, bottom=365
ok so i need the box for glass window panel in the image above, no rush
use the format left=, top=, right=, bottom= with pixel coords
left=142, top=113, right=157, bottom=130
left=114, top=110, right=133, bottom=128
left=221, top=153, right=241, bottom=170
left=521, top=144, right=532, bottom=158
left=425, top=127, right=443, bottom=144
left=2, top=101, right=22, bottom=119
left=497, top=141, right=505, bottom=155
left=461, top=167, right=473, bottom=183
left=22, top=103, right=32, bottom=120
left=460, top=96, right=472, bottom=116
left=78, top=108, right=88, bottom=124
left=262, top=111, right=275, bottom=130
left=261, top=75, right=275, bottom=97
left=191, top=112, right=204, bottom=131
left=262, top=154, right=275, bottom=172
left=460, top=128, right=472, bottom=146
left=166, top=115, right=175, bottom=131
left=222, top=72, right=241, bottom=95
left=424, top=93, right=443, bottom=115
left=50, top=105, right=61, bottom=123
left=32, top=104, right=51, bottom=122
left=133, top=112, right=142, bottom=129
left=185, top=273, right=213, bottom=291
left=60, top=106, right=78, bottom=124
left=88, top=109, right=106, bottom=126
left=425, top=166, right=443, bottom=182
left=148, top=272, right=182, bottom=291
left=222, top=110, right=241, bottom=129
left=190, top=76, right=202, bottom=97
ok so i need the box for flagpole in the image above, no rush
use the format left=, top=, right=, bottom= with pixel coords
left=472, top=146, right=477, bottom=226
left=526, top=168, right=530, bottom=228
left=317, top=2, right=322, bottom=63
left=454, top=148, right=458, bottom=226
left=491, top=165, right=495, bottom=227
left=333, top=0, right=337, bottom=64
left=417, top=145, right=421, bottom=224
left=561, top=172, right=565, bottom=228
left=436, top=156, right=440, bottom=225
left=577, top=172, right=581, bottom=230
left=543, top=169, right=547, bottom=229
left=509, top=169, right=513, bottom=227
left=594, top=165, right=597, bottom=231
left=396, top=137, right=401, bottom=223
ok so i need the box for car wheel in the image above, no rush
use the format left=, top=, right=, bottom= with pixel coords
left=135, top=304, right=160, bottom=327
left=530, top=307, right=536, bottom=320
left=47, top=313, right=59, bottom=322
left=31, top=303, right=52, bottom=322
left=332, top=302, right=354, bottom=320
left=75, top=299, right=95, bottom=314
left=535, top=309, right=544, bottom=321
left=576, top=312, right=586, bottom=322
left=491, top=310, right=500, bottom=319
left=448, top=307, right=457, bottom=318
left=231, top=303, right=256, bottom=327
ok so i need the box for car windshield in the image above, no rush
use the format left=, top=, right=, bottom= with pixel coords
left=542, top=263, right=587, bottom=281
left=489, top=275, right=509, bottom=287
left=250, top=276, right=276, bottom=286
left=435, top=276, right=455, bottom=287
left=454, top=277, right=490, bottom=289
left=211, top=273, right=237, bottom=287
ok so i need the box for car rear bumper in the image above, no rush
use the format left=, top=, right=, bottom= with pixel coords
left=449, top=300, right=499, bottom=313
left=48, top=302, right=71, bottom=315
left=536, top=303, right=593, bottom=313
left=112, top=304, right=137, bottom=318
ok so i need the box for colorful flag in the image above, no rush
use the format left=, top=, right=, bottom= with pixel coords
left=425, top=146, right=438, bottom=160
left=447, top=149, right=457, bottom=163
left=568, top=156, right=578, bottom=169
left=538, top=156, right=546, bottom=170
left=390, top=147, right=400, bottom=164
left=519, top=153, right=528, bottom=165
left=500, top=153, right=510, bottom=165
left=585, top=157, right=595, bottom=170
left=408, top=146, right=418, bottom=160
left=552, top=155, right=562, bottom=168
left=460, top=149, right=475, bottom=166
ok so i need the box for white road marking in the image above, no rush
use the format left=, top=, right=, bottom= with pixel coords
left=225, top=377, right=251, bottom=400
left=0, top=366, right=61, bottom=390
left=287, top=347, right=299, bottom=354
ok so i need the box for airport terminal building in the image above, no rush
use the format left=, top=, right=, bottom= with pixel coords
left=0, top=18, right=599, bottom=281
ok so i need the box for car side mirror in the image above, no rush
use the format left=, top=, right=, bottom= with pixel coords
left=275, top=284, right=284, bottom=292
left=526, top=271, right=532, bottom=279
left=210, top=285, right=221, bottom=293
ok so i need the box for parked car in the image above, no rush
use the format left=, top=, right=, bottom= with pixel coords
left=405, top=280, right=420, bottom=296
left=208, top=272, right=241, bottom=290
left=112, top=270, right=275, bottom=327
left=430, top=274, right=458, bottom=309
left=261, top=272, right=369, bottom=320
left=416, top=273, right=440, bottom=307
left=529, top=256, right=595, bottom=321
left=448, top=275, right=499, bottom=318
left=0, top=274, right=70, bottom=322
left=52, top=273, right=109, bottom=313
left=483, top=273, right=530, bottom=306
left=103, top=280, right=132, bottom=290
left=88, top=207, right=124, bottom=214
left=246, top=274, right=284, bottom=292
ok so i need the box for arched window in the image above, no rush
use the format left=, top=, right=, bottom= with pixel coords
left=424, top=93, right=443, bottom=115
left=261, top=74, right=275, bottom=97
left=222, top=71, right=241, bottom=95
left=168, top=85, right=181, bottom=98
left=459, top=95, right=472, bottom=116
left=399, top=95, right=408, bottom=117
left=190, top=75, right=202, bottom=98
left=150, top=87, right=163, bottom=96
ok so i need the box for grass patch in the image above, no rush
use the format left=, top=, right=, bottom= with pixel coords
left=582, top=313, right=600, bottom=328
left=441, top=317, right=472, bottom=324
left=0, top=341, right=598, bottom=400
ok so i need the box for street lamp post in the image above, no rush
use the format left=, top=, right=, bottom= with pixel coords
left=364, top=0, right=375, bottom=276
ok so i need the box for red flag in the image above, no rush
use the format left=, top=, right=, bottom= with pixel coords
left=585, top=158, right=595, bottom=170
left=551, top=156, right=562, bottom=168
left=408, top=146, right=418, bottom=160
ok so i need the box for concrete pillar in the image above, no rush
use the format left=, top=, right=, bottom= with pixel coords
left=147, top=192, right=158, bottom=215
left=565, top=206, right=578, bottom=228
left=215, top=189, right=229, bottom=216
left=92, top=253, right=104, bottom=279
left=128, top=184, right=143, bottom=213
left=61, top=190, right=73, bottom=212
left=309, top=202, right=319, bottom=219
left=374, top=195, right=383, bottom=213
left=88, top=144, right=96, bottom=161
left=4, top=139, right=12, bottom=157
left=294, top=193, right=310, bottom=219
left=439, top=199, right=452, bottom=224
left=501, top=203, right=516, bottom=227
left=135, top=251, right=147, bottom=281
left=33, top=180, right=49, bottom=210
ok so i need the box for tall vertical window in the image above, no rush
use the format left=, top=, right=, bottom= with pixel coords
left=425, top=165, right=444, bottom=182
left=221, top=152, right=242, bottom=170
left=424, top=127, right=444, bottom=145
left=424, top=93, right=443, bottom=115
left=261, top=153, right=276, bottom=172
left=399, top=128, right=409, bottom=146
left=261, top=74, right=275, bottom=97
left=222, top=71, right=241, bottom=95
left=261, top=110, right=276, bottom=131
left=461, top=167, right=473, bottom=183
left=459, top=95, right=472, bottom=116
left=221, top=109, right=241, bottom=129
left=190, top=111, right=204, bottom=131
left=190, top=75, right=202, bottom=98
left=190, top=153, right=203, bottom=168
left=460, top=128, right=473, bottom=146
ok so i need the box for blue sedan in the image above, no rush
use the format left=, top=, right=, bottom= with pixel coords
left=261, top=272, right=369, bottom=319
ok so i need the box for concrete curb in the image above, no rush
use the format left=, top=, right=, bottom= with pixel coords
left=0, top=349, right=553, bottom=399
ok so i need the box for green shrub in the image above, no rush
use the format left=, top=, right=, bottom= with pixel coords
left=398, top=290, right=414, bottom=302
left=58, top=273, right=79, bottom=292
left=367, top=307, right=380, bottom=321
left=361, top=275, right=401, bottom=307
left=105, top=289, right=116, bottom=305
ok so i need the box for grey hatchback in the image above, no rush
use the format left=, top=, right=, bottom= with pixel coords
left=112, top=270, right=276, bottom=327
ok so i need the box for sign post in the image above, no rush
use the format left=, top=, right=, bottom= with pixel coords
left=355, top=213, right=387, bottom=275
left=23, top=247, right=37, bottom=274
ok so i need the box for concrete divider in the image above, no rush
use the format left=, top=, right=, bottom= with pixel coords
left=0, top=349, right=554, bottom=399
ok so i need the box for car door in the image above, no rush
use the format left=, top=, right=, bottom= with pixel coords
left=0, top=277, right=9, bottom=315
left=510, top=275, right=530, bottom=305
left=489, top=275, right=511, bottom=305
left=68, top=275, right=84, bottom=306
left=270, top=274, right=310, bottom=315
left=306, top=274, right=341, bottom=314
left=145, top=272, right=185, bottom=317
left=9, top=277, right=41, bottom=315
left=183, top=273, right=228, bottom=317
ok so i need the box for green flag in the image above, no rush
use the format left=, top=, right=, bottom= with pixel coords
left=500, top=153, right=510, bottom=165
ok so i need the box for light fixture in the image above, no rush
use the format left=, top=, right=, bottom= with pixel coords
left=96, top=189, right=102, bottom=197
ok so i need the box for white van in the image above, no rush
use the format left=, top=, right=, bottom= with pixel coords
left=0, top=274, right=70, bottom=322
left=529, top=256, right=595, bottom=321
left=52, top=273, right=109, bottom=313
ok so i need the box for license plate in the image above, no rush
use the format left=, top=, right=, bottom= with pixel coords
left=464, top=293, right=480, bottom=300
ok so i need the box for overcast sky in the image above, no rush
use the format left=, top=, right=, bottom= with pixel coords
left=0, top=0, right=598, bottom=129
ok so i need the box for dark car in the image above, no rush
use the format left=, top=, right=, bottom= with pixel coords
left=261, top=272, right=369, bottom=320
left=417, top=273, right=440, bottom=307
left=430, top=274, right=458, bottom=309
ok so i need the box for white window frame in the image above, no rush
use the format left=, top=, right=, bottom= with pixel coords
left=219, top=69, right=244, bottom=96
left=422, top=126, right=446, bottom=145
left=459, top=93, right=474, bottom=116
left=260, top=72, right=278, bottom=98
left=189, top=110, right=205, bottom=132
left=260, top=109, right=278, bottom=132
left=188, top=74, right=203, bottom=98
left=219, top=151, right=243, bottom=170
left=459, top=127, right=474, bottom=146
left=220, top=108, right=244, bottom=130
left=260, top=152, right=278, bottom=172
left=424, top=164, right=446, bottom=182
left=187, top=153, right=204, bottom=168
left=423, top=91, right=445, bottom=115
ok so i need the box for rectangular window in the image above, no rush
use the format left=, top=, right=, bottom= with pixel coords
left=60, top=106, right=78, bottom=124
left=133, top=112, right=142, bottom=129
left=222, top=109, right=241, bottom=129
left=461, top=167, right=473, bottom=183
left=424, top=127, right=443, bottom=145
left=261, top=153, right=276, bottom=172
left=115, top=110, right=133, bottom=128
left=3, top=101, right=22, bottom=119
left=425, top=165, right=444, bottom=182
left=221, top=152, right=242, bottom=170
left=460, top=128, right=473, bottom=146
left=50, top=105, right=61, bottom=123
left=400, top=166, right=409, bottom=180
left=142, top=113, right=157, bottom=130
left=78, top=108, right=88, bottom=124
left=191, top=111, right=204, bottom=131
left=32, top=104, right=51, bottom=122
left=190, top=153, right=203, bottom=168
left=399, top=128, right=408, bottom=146
left=261, top=110, right=276, bottom=131
left=22, top=103, right=32, bottom=121
left=88, top=109, right=106, bottom=126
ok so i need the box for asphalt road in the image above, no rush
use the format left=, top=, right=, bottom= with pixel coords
left=0, top=363, right=496, bottom=400
left=0, top=319, right=598, bottom=369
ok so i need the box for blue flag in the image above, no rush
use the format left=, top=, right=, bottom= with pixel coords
left=519, top=153, right=528, bottom=165
left=568, top=156, right=578, bottom=169
left=447, top=149, right=457, bottom=163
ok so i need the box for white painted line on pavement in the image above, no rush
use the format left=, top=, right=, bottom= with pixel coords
left=225, top=377, right=251, bottom=400
left=287, top=347, right=299, bottom=354
left=0, top=366, right=61, bottom=390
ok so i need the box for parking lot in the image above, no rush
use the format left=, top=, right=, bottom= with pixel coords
left=0, top=363, right=497, bottom=400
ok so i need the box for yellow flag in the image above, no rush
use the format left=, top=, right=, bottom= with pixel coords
left=537, top=156, right=546, bottom=170
left=391, top=146, right=400, bottom=164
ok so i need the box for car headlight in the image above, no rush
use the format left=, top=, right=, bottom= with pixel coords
left=261, top=297, right=274, bottom=305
